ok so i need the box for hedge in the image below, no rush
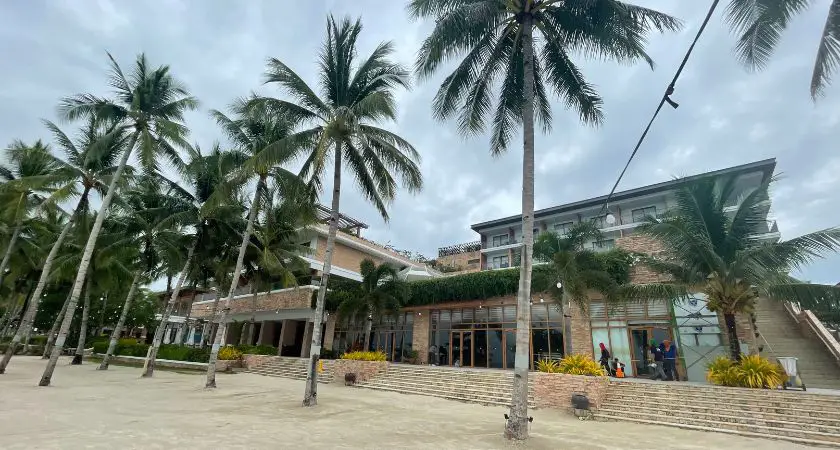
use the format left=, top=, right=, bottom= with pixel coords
left=92, top=339, right=210, bottom=363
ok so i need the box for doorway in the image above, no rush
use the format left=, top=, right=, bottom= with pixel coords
left=375, top=331, right=396, bottom=361
left=630, top=326, right=672, bottom=377
left=449, top=331, right=473, bottom=367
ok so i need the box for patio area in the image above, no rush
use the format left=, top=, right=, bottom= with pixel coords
left=0, top=357, right=813, bottom=449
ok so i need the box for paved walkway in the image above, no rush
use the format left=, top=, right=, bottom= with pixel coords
left=0, top=357, right=813, bottom=449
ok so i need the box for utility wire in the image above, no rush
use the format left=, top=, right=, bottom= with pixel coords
left=595, top=0, right=722, bottom=219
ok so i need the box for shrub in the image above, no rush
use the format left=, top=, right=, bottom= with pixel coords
left=536, top=359, right=561, bottom=373
left=236, top=344, right=276, bottom=356
left=27, top=335, right=47, bottom=346
left=402, top=349, right=420, bottom=364
left=185, top=347, right=210, bottom=363
left=340, top=351, right=387, bottom=361
left=218, top=346, right=242, bottom=361
left=706, top=355, right=784, bottom=389
left=556, top=354, right=606, bottom=376
left=92, top=340, right=109, bottom=354
left=320, top=348, right=337, bottom=359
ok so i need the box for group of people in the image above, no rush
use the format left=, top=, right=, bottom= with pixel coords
left=598, top=339, right=679, bottom=381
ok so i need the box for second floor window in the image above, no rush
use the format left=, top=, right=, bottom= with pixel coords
left=631, top=206, right=657, bottom=223
left=491, top=234, right=510, bottom=247
left=553, top=221, right=574, bottom=236
left=592, top=239, right=615, bottom=251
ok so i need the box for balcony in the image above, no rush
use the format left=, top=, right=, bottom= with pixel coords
left=481, top=239, right=521, bottom=254
left=484, top=262, right=512, bottom=270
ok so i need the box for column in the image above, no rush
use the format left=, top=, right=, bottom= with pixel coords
left=257, top=321, right=269, bottom=346
left=277, top=319, right=291, bottom=356
left=162, top=324, right=171, bottom=344
left=199, top=323, right=208, bottom=347
left=412, top=312, right=430, bottom=364
left=300, top=321, right=313, bottom=357
left=174, top=325, right=183, bottom=344
left=323, top=314, right=336, bottom=351
left=186, top=325, right=195, bottom=346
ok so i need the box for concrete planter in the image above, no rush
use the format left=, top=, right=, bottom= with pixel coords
left=332, top=359, right=388, bottom=384
left=533, top=372, right=610, bottom=413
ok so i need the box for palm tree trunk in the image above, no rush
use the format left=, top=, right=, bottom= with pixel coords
left=43, top=294, right=70, bottom=359
left=180, top=289, right=198, bottom=345
left=0, top=193, right=82, bottom=373
left=201, top=284, right=223, bottom=347
left=0, top=301, right=22, bottom=339
left=142, top=237, right=198, bottom=377
left=71, top=273, right=93, bottom=365
left=506, top=12, right=535, bottom=441
left=561, top=290, right=572, bottom=357
left=723, top=313, right=742, bottom=361
left=100, top=270, right=142, bottom=370
left=242, top=290, right=258, bottom=346
left=303, top=147, right=341, bottom=407
left=0, top=220, right=23, bottom=288
left=363, top=307, right=373, bottom=351
left=39, top=140, right=134, bottom=387
left=205, top=176, right=264, bottom=388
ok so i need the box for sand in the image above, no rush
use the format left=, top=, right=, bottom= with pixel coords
left=0, top=356, right=810, bottom=449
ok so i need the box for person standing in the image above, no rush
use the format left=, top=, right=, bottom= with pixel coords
left=598, top=343, right=612, bottom=376
left=660, top=339, right=679, bottom=381
left=649, top=339, right=666, bottom=380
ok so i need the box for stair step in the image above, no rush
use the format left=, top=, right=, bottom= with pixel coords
left=595, top=412, right=840, bottom=448
left=354, top=384, right=536, bottom=408
left=358, top=379, right=534, bottom=397
left=605, top=393, right=840, bottom=418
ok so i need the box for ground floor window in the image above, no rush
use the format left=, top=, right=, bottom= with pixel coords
left=332, top=313, right=413, bottom=362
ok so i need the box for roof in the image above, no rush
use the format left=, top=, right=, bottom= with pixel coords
left=316, top=204, right=368, bottom=232
left=471, top=158, right=776, bottom=232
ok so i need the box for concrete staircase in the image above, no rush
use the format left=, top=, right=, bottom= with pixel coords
left=247, top=356, right=335, bottom=383
left=355, top=364, right=536, bottom=408
left=755, top=299, right=840, bottom=389
left=596, top=380, right=840, bottom=447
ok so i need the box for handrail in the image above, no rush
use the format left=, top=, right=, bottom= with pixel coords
left=801, top=309, right=840, bottom=365
left=783, top=301, right=801, bottom=324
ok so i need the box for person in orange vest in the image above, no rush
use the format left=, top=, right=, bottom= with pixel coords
left=614, top=358, right=626, bottom=378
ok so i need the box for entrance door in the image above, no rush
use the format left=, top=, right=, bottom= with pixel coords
left=449, top=331, right=473, bottom=367
left=377, top=332, right=396, bottom=361
left=630, top=326, right=672, bottom=377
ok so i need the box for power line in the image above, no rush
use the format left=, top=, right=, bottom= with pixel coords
left=595, top=0, right=722, bottom=219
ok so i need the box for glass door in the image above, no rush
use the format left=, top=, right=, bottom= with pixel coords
left=449, top=331, right=474, bottom=367
left=630, top=326, right=672, bottom=377
left=377, top=332, right=395, bottom=361
left=504, top=330, right=516, bottom=369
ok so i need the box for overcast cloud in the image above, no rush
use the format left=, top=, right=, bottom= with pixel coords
left=1, top=1, right=838, bottom=285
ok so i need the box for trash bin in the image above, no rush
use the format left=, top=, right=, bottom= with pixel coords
left=778, top=357, right=806, bottom=391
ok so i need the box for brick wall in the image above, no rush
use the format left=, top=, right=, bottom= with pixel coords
left=331, top=360, right=388, bottom=383
left=412, top=312, right=430, bottom=363
left=616, top=235, right=672, bottom=284
left=436, top=250, right=481, bottom=272
left=533, top=373, right=610, bottom=412
left=190, top=287, right=315, bottom=319
left=242, top=354, right=276, bottom=369
left=568, top=301, right=593, bottom=357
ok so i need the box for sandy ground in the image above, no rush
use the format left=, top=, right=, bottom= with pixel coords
left=0, top=357, right=812, bottom=450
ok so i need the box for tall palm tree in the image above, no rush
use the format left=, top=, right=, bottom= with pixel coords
left=201, top=100, right=305, bottom=388
left=0, top=118, right=126, bottom=373
left=253, top=15, right=423, bottom=406
left=631, top=176, right=840, bottom=361
left=409, top=0, right=679, bottom=439
left=724, top=0, right=840, bottom=99
left=336, top=258, right=409, bottom=352
left=40, top=52, right=196, bottom=387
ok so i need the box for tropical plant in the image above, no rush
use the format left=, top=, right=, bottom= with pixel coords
left=723, top=0, right=840, bottom=99
left=536, top=358, right=560, bottom=373
left=252, top=15, right=422, bottom=406
left=340, top=350, right=387, bottom=361
left=409, top=0, right=679, bottom=439
left=706, top=355, right=784, bottom=389
left=217, top=346, right=243, bottom=361
left=631, top=176, right=840, bottom=361
left=706, top=355, right=739, bottom=387
left=556, top=353, right=606, bottom=376
left=336, top=258, right=409, bottom=350
left=40, top=52, right=196, bottom=387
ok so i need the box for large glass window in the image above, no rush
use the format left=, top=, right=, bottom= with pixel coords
left=491, top=234, right=510, bottom=247
left=553, top=222, right=574, bottom=236
left=631, top=206, right=657, bottom=223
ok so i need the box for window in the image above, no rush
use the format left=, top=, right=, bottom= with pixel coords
left=533, top=228, right=540, bottom=236
left=491, top=255, right=509, bottom=269
left=631, top=206, right=657, bottom=223
left=491, top=234, right=510, bottom=247
left=592, top=239, right=615, bottom=251
left=553, top=222, right=574, bottom=236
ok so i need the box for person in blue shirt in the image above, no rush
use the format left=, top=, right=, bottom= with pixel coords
left=660, top=339, right=679, bottom=381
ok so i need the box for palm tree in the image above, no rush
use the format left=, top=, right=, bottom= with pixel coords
left=253, top=15, right=423, bottom=406
left=409, top=0, right=679, bottom=439
left=724, top=0, right=840, bottom=99
left=533, top=222, right=632, bottom=356
left=201, top=100, right=305, bottom=388
left=336, top=258, right=409, bottom=352
left=631, top=176, right=840, bottom=361
left=40, top=52, right=196, bottom=387
left=0, top=118, right=126, bottom=373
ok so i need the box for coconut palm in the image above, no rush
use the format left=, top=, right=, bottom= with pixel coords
left=253, top=15, right=422, bottom=406
left=0, top=118, right=127, bottom=373
left=409, top=0, right=679, bottom=438
left=336, top=258, right=409, bottom=351
left=630, top=176, right=840, bottom=361
left=724, top=0, right=839, bottom=99
left=40, top=52, right=196, bottom=387
left=200, top=100, right=306, bottom=388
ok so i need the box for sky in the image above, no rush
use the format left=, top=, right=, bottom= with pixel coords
left=1, top=0, right=838, bottom=285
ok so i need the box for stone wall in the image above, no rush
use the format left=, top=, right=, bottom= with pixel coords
left=190, top=287, right=315, bottom=319
left=533, top=373, right=610, bottom=412
left=435, top=250, right=481, bottom=273
left=412, top=312, right=430, bottom=364
left=616, top=235, right=671, bottom=284
left=242, top=354, right=277, bottom=370
left=568, top=301, right=593, bottom=357
left=331, top=359, right=388, bottom=383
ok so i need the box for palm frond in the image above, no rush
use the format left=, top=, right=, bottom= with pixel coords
left=811, top=0, right=840, bottom=99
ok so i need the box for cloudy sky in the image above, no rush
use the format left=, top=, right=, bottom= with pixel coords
left=1, top=1, right=838, bottom=285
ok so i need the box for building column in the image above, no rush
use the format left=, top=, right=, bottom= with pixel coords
left=162, top=324, right=171, bottom=344
left=323, top=314, right=336, bottom=351
left=174, top=325, right=183, bottom=345
left=568, top=300, right=592, bottom=357
left=185, top=325, right=195, bottom=346
left=276, top=320, right=290, bottom=356
left=199, top=323, right=208, bottom=347
left=412, top=312, right=430, bottom=364
left=301, top=321, right=314, bottom=357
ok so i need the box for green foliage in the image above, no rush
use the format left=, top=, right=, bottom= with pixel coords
left=235, top=344, right=276, bottom=356
left=556, top=354, right=606, bottom=376
left=320, top=348, right=337, bottom=359
left=406, top=265, right=554, bottom=306
left=536, top=359, right=560, bottom=373
left=340, top=351, right=387, bottom=361
left=706, top=355, right=785, bottom=389
left=218, top=346, right=242, bottom=361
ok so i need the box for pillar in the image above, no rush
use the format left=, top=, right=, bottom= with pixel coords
left=277, top=320, right=290, bottom=356
left=162, top=324, right=171, bottom=344
left=174, top=325, right=183, bottom=344
left=412, top=311, right=430, bottom=364
left=568, top=301, right=592, bottom=357
left=257, top=321, right=270, bottom=346
left=323, top=314, right=336, bottom=351
left=301, top=321, right=314, bottom=357
left=186, top=325, right=195, bottom=346
left=199, top=323, right=209, bottom=347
